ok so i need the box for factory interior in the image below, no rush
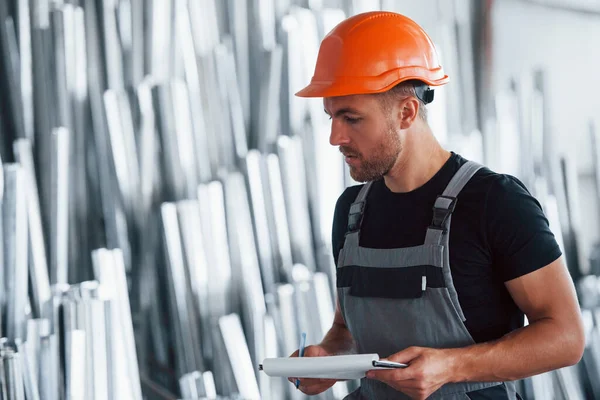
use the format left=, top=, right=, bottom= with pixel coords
left=1, top=0, right=600, bottom=399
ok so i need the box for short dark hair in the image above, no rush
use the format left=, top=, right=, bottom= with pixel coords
left=377, top=80, right=428, bottom=121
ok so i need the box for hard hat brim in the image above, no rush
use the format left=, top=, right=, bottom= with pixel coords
left=295, top=74, right=450, bottom=98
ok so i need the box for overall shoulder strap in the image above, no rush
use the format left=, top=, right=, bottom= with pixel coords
left=425, top=161, right=483, bottom=245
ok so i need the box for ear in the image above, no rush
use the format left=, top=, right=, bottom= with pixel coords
left=398, top=97, right=420, bottom=129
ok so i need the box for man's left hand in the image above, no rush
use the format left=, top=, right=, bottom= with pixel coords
left=366, top=346, right=457, bottom=400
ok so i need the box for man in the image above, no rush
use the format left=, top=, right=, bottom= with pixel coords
left=289, top=11, right=585, bottom=400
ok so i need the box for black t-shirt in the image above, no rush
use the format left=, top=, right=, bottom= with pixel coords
left=332, top=152, right=562, bottom=343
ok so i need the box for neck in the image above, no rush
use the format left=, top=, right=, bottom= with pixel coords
left=383, top=126, right=451, bottom=193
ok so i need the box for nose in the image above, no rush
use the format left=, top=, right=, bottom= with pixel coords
left=329, top=120, right=351, bottom=147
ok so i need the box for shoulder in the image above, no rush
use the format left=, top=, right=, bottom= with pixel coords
left=460, top=161, right=534, bottom=207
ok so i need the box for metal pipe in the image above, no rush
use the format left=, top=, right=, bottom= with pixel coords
left=197, top=182, right=234, bottom=319
left=65, top=329, right=86, bottom=400
left=218, top=314, right=261, bottom=400
left=245, top=151, right=277, bottom=294
left=227, top=0, right=251, bottom=134
left=179, top=371, right=205, bottom=399
left=174, top=0, right=213, bottom=182
left=39, top=334, right=60, bottom=400
left=3, top=165, right=29, bottom=341
left=171, top=81, right=200, bottom=198
left=50, top=128, right=70, bottom=284
left=175, top=200, right=211, bottom=365
left=0, top=154, right=4, bottom=318
left=101, top=0, right=125, bottom=89
left=16, top=0, right=34, bottom=142
left=160, top=203, right=204, bottom=376
left=3, top=349, right=26, bottom=400
left=15, top=340, right=41, bottom=400
left=92, top=249, right=143, bottom=400
left=25, top=319, right=50, bottom=392
left=13, top=139, right=51, bottom=318
left=277, top=135, right=317, bottom=271
left=152, top=84, right=185, bottom=200
left=257, top=46, right=283, bottom=152
left=70, top=5, right=92, bottom=283
left=222, top=172, right=267, bottom=368
left=0, top=14, right=26, bottom=141
left=30, top=0, right=55, bottom=246
left=265, top=153, right=294, bottom=282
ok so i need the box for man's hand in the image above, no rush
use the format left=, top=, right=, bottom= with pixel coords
left=366, top=346, right=456, bottom=400
left=287, top=345, right=339, bottom=395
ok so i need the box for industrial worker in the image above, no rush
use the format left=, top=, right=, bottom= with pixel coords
left=289, top=11, right=585, bottom=400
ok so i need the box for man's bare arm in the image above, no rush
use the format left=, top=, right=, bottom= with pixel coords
left=450, top=256, right=585, bottom=382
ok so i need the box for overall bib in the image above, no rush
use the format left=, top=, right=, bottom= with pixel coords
left=337, top=161, right=518, bottom=399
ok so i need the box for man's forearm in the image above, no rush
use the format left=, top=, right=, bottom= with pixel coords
left=448, top=317, right=584, bottom=383
left=320, top=322, right=357, bottom=355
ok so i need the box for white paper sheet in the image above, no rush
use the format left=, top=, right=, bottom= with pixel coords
left=261, top=353, right=391, bottom=380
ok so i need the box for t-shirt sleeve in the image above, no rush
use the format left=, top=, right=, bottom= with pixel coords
left=485, top=175, right=563, bottom=282
left=331, top=186, right=362, bottom=266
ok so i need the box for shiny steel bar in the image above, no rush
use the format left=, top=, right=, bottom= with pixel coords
left=130, top=0, right=144, bottom=86
left=223, top=172, right=267, bottom=367
left=179, top=371, right=206, bottom=399
left=197, top=182, right=234, bottom=319
left=171, top=81, right=200, bottom=197
left=218, top=314, right=261, bottom=400
left=256, top=46, right=283, bottom=152
left=175, top=0, right=213, bottom=181
left=25, top=319, right=50, bottom=393
left=31, top=0, right=55, bottom=243
left=245, top=151, right=277, bottom=294
left=16, top=0, right=34, bottom=142
left=39, top=334, right=60, bottom=400
left=152, top=84, right=185, bottom=200
left=277, top=135, right=317, bottom=271
left=221, top=40, right=248, bottom=162
left=227, top=0, right=251, bottom=133
left=50, top=128, right=70, bottom=284
left=13, top=139, right=51, bottom=318
left=93, top=249, right=143, bottom=400
left=213, top=44, right=236, bottom=168
left=103, top=89, right=141, bottom=222
left=15, top=340, right=40, bottom=400
left=0, top=13, right=26, bottom=141
left=3, top=165, right=29, bottom=341
left=0, top=154, right=4, bottom=318
left=65, top=329, right=86, bottom=400
left=160, top=203, right=203, bottom=376
left=3, top=349, right=26, bottom=400
left=70, top=5, right=91, bottom=283
left=176, top=200, right=211, bottom=363
left=50, top=5, right=73, bottom=131
left=265, top=153, right=294, bottom=282
left=101, top=0, right=125, bottom=89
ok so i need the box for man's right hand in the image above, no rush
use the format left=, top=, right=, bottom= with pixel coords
left=287, top=345, right=339, bottom=395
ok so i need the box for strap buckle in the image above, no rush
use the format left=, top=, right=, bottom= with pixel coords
left=347, top=201, right=366, bottom=233
left=429, top=195, right=457, bottom=233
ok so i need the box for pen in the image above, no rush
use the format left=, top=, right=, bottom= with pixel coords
left=295, top=332, right=307, bottom=389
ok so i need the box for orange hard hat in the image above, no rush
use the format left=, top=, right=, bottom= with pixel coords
left=295, top=11, right=449, bottom=98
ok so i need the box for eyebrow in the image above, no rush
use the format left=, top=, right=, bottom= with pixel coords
left=324, top=107, right=362, bottom=118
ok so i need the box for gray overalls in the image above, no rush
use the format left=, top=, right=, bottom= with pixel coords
left=337, top=161, right=518, bottom=399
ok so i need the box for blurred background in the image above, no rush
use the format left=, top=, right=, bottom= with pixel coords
left=1, top=0, right=600, bottom=399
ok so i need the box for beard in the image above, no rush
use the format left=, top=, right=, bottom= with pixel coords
left=341, top=125, right=402, bottom=182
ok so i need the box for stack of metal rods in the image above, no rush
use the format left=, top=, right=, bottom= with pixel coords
left=0, top=0, right=514, bottom=399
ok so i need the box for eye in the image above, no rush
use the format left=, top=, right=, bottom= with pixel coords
left=344, top=116, right=361, bottom=124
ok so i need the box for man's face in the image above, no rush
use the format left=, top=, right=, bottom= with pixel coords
left=324, top=94, right=402, bottom=182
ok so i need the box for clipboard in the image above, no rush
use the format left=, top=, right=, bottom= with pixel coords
left=259, top=354, right=408, bottom=380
